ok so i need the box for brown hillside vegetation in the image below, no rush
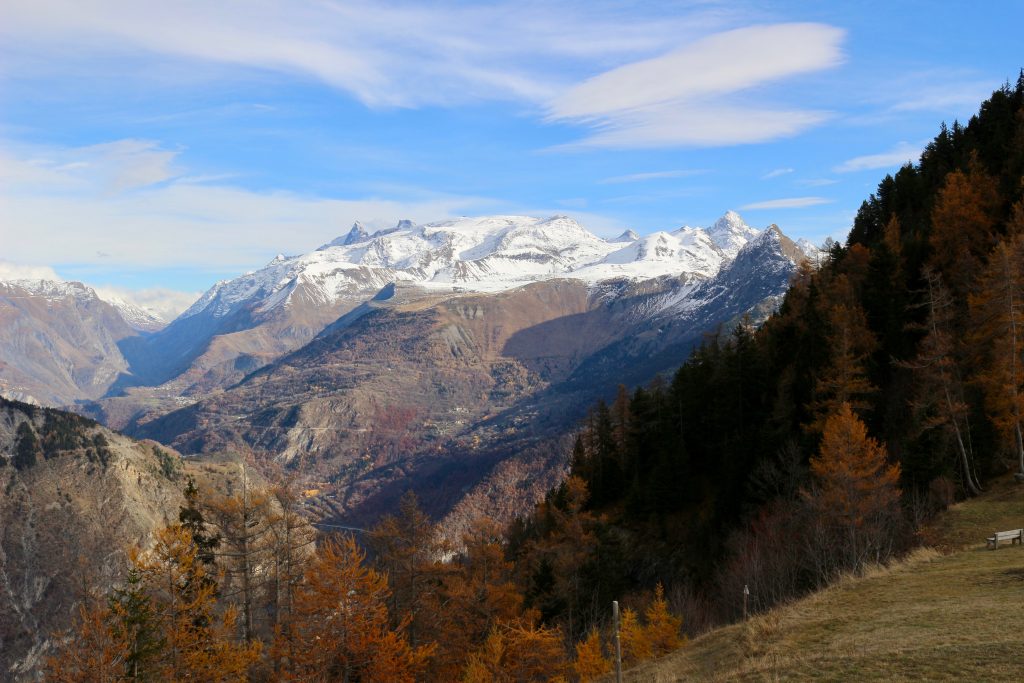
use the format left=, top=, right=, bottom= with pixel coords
left=620, top=477, right=1024, bottom=681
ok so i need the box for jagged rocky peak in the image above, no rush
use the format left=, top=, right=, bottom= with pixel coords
left=318, top=221, right=370, bottom=250
left=611, top=229, right=640, bottom=243
left=760, top=224, right=810, bottom=263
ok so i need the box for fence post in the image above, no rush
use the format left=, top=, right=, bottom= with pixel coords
left=613, top=600, right=623, bottom=683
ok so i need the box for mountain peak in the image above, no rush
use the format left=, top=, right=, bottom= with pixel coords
left=743, top=224, right=808, bottom=264
left=611, top=229, right=639, bottom=243
left=706, top=211, right=758, bottom=259
left=319, top=221, right=370, bottom=250
left=709, top=210, right=751, bottom=235
left=342, top=221, right=370, bottom=246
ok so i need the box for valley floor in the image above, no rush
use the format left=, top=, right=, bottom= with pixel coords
left=623, top=477, right=1024, bottom=681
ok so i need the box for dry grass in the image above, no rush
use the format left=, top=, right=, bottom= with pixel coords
left=621, top=478, right=1024, bottom=681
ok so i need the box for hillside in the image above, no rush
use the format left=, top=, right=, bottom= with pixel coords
left=0, top=398, right=259, bottom=681
left=622, top=477, right=1024, bottom=681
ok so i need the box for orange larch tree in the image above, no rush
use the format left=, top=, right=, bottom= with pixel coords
left=368, top=491, right=449, bottom=650
left=133, top=524, right=260, bottom=682
left=43, top=603, right=126, bottom=683
left=643, top=583, right=684, bottom=657
left=429, top=517, right=527, bottom=680
left=805, top=403, right=902, bottom=579
left=929, top=155, right=1002, bottom=303
left=969, top=203, right=1024, bottom=475
left=274, top=534, right=430, bottom=682
left=572, top=627, right=611, bottom=682
left=462, top=620, right=568, bottom=682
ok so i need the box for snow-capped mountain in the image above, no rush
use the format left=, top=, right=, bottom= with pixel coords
left=0, top=279, right=139, bottom=405
left=96, top=293, right=167, bottom=333
left=97, top=209, right=819, bottom=417
left=181, top=211, right=770, bottom=324
left=0, top=278, right=167, bottom=332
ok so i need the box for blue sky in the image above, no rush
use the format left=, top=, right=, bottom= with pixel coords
left=1, top=0, right=1021, bottom=313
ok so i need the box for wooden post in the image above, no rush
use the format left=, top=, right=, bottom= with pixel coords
left=743, top=584, right=749, bottom=620
left=613, top=600, right=623, bottom=683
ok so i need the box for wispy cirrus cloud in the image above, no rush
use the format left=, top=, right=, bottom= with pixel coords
left=0, top=139, right=181, bottom=194
left=762, top=167, right=794, bottom=179
left=834, top=142, right=922, bottom=173
left=796, top=178, right=838, bottom=187
left=0, top=0, right=728, bottom=109
left=548, top=23, right=845, bottom=148
left=598, top=169, right=707, bottom=184
left=1, top=5, right=848, bottom=152
left=740, top=196, right=833, bottom=210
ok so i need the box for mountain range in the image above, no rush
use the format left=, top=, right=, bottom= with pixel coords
left=1, top=211, right=818, bottom=530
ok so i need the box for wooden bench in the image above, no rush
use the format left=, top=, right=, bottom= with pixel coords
left=986, top=529, right=1024, bottom=549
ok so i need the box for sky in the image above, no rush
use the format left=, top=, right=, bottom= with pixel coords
left=1, top=0, right=1022, bottom=315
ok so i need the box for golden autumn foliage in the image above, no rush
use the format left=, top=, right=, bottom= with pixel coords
left=619, top=607, right=651, bottom=664
left=462, top=621, right=568, bottom=682
left=273, top=534, right=431, bottom=682
left=806, top=404, right=902, bottom=574
left=643, top=584, right=684, bottom=656
left=616, top=584, right=684, bottom=668
left=929, top=154, right=1002, bottom=299
left=572, top=627, right=611, bottom=682
left=44, top=603, right=126, bottom=683
left=368, top=491, right=449, bottom=650
left=968, top=210, right=1024, bottom=474
left=45, top=524, right=260, bottom=683
left=428, top=518, right=528, bottom=680
left=134, top=524, right=261, bottom=682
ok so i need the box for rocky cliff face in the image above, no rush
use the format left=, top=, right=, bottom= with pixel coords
left=0, top=398, right=259, bottom=681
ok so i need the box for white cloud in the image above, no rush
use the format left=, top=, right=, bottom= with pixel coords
left=1, top=182, right=490, bottom=269
left=598, top=169, right=707, bottom=184
left=0, top=139, right=180, bottom=195
left=834, top=142, right=922, bottom=173
left=740, top=197, right=832, bottom=210
left=0, top=261, right=62, bottom=281
left=796, top=178, right=838, bottom=187
left=762, top=167, right=794, bottom=179
left=1, top=138, right=627, bottom=266
left=548, top=23, right=844, bottom=148
left=0, top=0, right=730, bottom=109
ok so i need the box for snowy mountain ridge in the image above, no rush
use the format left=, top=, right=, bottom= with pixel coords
left=181, top=211, right=800, bottom=323
left=0, top=278, right=167, bottom=331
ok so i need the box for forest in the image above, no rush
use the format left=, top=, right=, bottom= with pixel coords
left=47, top=74, right=1024, bottom=682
